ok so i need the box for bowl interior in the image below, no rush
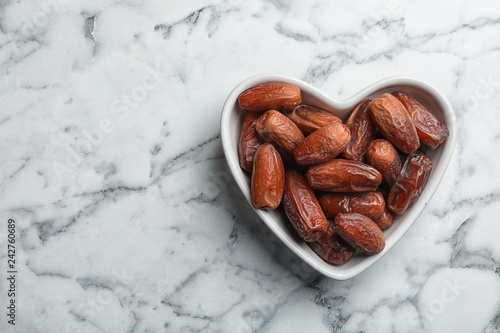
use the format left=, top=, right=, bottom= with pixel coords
left=221, top=75, right=456, bottom=280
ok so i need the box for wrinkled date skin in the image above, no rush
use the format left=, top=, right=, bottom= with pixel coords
left=341, top=100, right=377, bottom=161
left=282, top=170, right=329, bottom=242
left=238, top=82, right=302, bottom=112
left=334, top=213, right=385, bottom=255
left=373, top=208, right=395, bottom=230
left=286, top=104, right=342, bottom=135
left=393, top=91, right=449, bottom=150
left=251, top=144, right=285, bottom=210
left=294, top=122, right=351, bottom=165
left=388, top=152, right=433, bottom=215
left=370, top=93, right=420, bottom=154
left=318, top=191, right=386, bottom=220
left=309, top=223, right=356, bottom=265
left=365, top=139, right=402, bottom=187
left=238, top=112, right=263, bottom=172
left=306, top=159, right=382, bottom=192
left=256, top=110, right=305, bottom=162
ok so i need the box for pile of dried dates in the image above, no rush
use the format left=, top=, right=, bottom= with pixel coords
left=237, top=82, right=449, bottom=265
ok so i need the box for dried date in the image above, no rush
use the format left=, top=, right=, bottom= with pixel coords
left=309, top=223, right=356, bottom=265
left=255, top=110, right=305, bottom=162
left=287, top=104, right=341, bottom=135
left=393, top=91, right=449, bottom=150
left=294, top=122, right=351, bottom=165
left=238, top=82, right=301, bottom=112
left=334, top=213, right=385, bottom=255
left=365, top=139, right=402, bottom=187
left=318, top=191, right=386, bottom=220
left=306, top=159, right=382, bottom=192
left=282, top=170, right=329, bottom=242
left=370, top=93, right=420, bottom=154
left=238, top=112, right=262, bottom=172
left=387, top=152, right=433, bottom=215
left=251, top=143, right=285, bottom=210
left=373, top=208, right=394, bottom=230
left=341, top=100, right=377, bottom=161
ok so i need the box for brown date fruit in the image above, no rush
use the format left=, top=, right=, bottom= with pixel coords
left=282, top=170, right=329, bottom=242
left=251, top=144, right=285, bottom=210
left=365, top=139, right=402, bottom=187
left=388, top=152, right=433, bottom=215
left=341, top=99, right=377, bottom=161
left=294, top=123, right=351, bottom=165
left=238, top=112, right=263, bottom=172
left=238, top=82, right=302, bottom=112
left=318, top=191, right=386, bottom=220
left=306, top=159, right=382, bottom=192
left=373, top=208, right=394, bottom=230
left=255, top=110, right=305, bottom=162
left=286, top=104, right=342, bottom=135
left=393, top=91, right=449, bottom=150
left=370, top=93, right=420, bottom=154
left=309, top=223, right=356, bottom=265
left=334, top=213, right=385, bottom=255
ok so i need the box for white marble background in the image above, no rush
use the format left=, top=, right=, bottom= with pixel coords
left=0, top=0, right=499, bottom=332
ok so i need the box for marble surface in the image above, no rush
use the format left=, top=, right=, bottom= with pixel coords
left=1, top=0, right=500, bottom=332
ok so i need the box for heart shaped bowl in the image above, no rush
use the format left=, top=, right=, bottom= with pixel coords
left=220, top=74, right=456, bottom=280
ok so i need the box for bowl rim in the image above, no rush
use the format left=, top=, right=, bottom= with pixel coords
left=220, top=74, right=457, bottom=280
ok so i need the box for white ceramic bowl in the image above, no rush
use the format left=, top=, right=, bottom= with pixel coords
left=220, top=74, right=456, bottom=280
